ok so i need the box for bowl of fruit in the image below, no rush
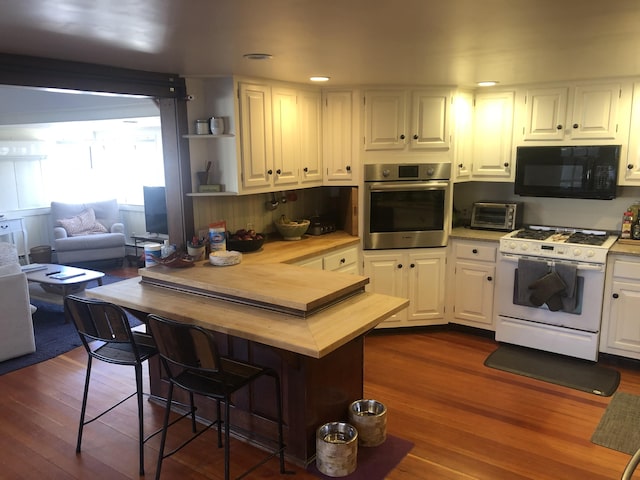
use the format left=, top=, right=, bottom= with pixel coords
left=226, top=229, right=265, bottom=253
left=274, top=215, right=310, bottom=240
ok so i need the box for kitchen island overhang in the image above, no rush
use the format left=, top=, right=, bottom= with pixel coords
left=86, top=265, right=407, bottom=466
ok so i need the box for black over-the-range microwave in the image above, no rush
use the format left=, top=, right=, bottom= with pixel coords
left=514, top=145, right=621, bottom=200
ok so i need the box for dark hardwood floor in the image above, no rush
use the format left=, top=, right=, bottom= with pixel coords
left=2, top=263, right=640, bottom=479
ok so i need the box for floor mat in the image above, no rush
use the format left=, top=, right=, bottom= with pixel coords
left=484, top=344, right=620, bottom=396
left=308, top=434, right=413, bottom=480
left=592, top=392, right=640, bottom=455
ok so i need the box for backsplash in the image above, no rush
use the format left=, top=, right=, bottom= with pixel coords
left=453, top=182, right=640, bottom=232
left=191, top=187, right=346, bottom=237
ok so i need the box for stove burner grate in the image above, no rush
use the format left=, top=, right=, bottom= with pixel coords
left=512, top=229, right=553, bottom=241
left=566, top=232, right=607, bottom=246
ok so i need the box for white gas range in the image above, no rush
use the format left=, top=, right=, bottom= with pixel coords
left=495, top=225, right=619, bottom=361
left=500, top=226, right=618, bottom=264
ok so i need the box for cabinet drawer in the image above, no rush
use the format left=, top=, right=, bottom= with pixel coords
left=455, top=242, right=496, bottom=262
left=0, top=219, right=21, bottom=234
left=324, top=247, right=358, bottom=271
left=612, top=259, right=640, bottom=279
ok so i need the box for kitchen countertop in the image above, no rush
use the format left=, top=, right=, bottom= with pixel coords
left=610, top=240, right=640, bottom=256
left=449, top=226, right=505, bottom=242
left=238, top=230, right=360, bottom=264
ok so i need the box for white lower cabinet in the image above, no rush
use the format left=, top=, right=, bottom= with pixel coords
left=295, top=245, right=360, bottom=274
left=363, top=248, right=446, bottom=328
left=600, top=254, right=640, bottom=359
left=446, top=240, right=497, bottom=330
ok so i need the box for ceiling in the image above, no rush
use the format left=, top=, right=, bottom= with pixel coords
left=1, top=0, right=640, bottom=88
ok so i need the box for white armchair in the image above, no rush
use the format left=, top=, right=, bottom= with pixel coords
left=51, top=199, right=126, bottom=265
left=0, top=242, right=36, bottom=362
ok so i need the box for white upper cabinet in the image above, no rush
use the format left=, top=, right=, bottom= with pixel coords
left=184, top=77, right=324, bottom=195
left=471, top=90, right=515, bottom=181
left=323, top=90, right=357, bottom=185
left=363, top=88, right=451, bottom=151
left=519, top=81, right=631, bottom=144
left=452, top=90, right=474, bottom=182
left=297, top=90, right=323, bottom=186
left=238, top=82, right=276, bottom=190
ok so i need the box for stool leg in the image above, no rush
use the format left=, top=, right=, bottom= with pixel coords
left=135, top=363, right=145, bottom=475
left=155, top=382, right=174, bottom=480
left=274, top=374, right=286, bottom=474
left=77, top=357, right=92, bottom=453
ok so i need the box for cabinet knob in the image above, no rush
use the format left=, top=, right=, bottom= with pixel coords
left=503, top=162, right=509, bottom=168
left=346, top=165, right=351, bottom=172
left=458, top=163, right=463, bottom=168
left=276, top=169, right=282, bottom=175
left=399, top=134, right=405, bottom=140
left=340, top=258, right=346, bottom=264
left=303, top=167, right=309, bottom=172
left=628, top=164, right=634, bottom=170
left=613, top=293, right=619, bottom=299
left=410, top=263, right=415, bottom=268
left=397, top=263, right=403, bottom=269
left=556, top=124, right=563, bottom=130
left=487, top=276, right=493, bottom=282
left=413, top=134, right=419, bottom=140
left=572, top=123, right=579, bottom=129
left=267, top=169, right=273, bottom=175
left=472, top=248, right=478, bottom=254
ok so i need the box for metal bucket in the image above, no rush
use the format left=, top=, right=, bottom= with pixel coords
left=348, top=399, right=387, bottom=447
left=316, top=422, right=358, bottom=477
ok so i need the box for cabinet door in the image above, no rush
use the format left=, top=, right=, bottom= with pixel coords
left=472, top=91, right=514, bottom=180
left=605, top=279, right=640, bottom=354
left=407, top=251, right=446, bottom=324
left=453, top=260, right=495, bottom=327
left=272, top=87, right=299, bottom=187
left=522, top=87, right=568, bottom=141
left=363, top=252, right=406, bottom=325
left=410, top=89, right=450, bottom=150
left=298, top=90, right=323, bottom=185
left=453, top=91, right=473, bottom=181
left=571, top=83, right=620, bottom=140
left=623, top=82, right=640, bottom=184
left=323, top=91, right=354, bottom=182
left=238, top=82, right=274, bottom=190
left=363, top=90, right=406, bottom=150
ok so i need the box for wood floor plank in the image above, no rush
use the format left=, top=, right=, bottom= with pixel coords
left=2, top=266, right=640, bottom=479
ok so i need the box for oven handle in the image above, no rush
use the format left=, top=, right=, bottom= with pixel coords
left=499, top=253, right=605, bottom=271
left=367, top=181, right=449, bottom=192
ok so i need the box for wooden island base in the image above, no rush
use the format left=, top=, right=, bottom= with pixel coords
left=86, top=269, right=407, bottom=468
left=148, top=331, right=364, bottom=467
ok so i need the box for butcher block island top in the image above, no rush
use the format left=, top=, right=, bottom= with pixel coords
left=86, top=264, right=408, bottom=358
left=139, top=262, right=369, bottom=317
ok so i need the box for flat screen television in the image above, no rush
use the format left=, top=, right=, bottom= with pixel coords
left=143, top=186, right=168, bottom=235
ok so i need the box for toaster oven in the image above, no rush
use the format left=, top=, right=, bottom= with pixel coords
left=470, top=202, right=523, bottom=231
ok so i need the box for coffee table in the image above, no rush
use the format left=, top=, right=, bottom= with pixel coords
left=24, top=263, right=105, bottom=305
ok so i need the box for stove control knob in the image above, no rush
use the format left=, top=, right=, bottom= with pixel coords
left=508, top=242, right=517, bottom=250
left=587, top=249, right=595, bottom=258
left=520, top=243, right=529, bottom=251
left=573, top=248, right=582, bottom=257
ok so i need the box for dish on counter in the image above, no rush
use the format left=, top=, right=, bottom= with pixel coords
left=209, top=250, right=242, bottom=266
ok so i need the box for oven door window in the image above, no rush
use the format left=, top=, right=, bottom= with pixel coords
left=369, top=189, right=445, bottom=233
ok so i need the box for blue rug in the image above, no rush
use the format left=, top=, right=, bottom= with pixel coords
left=0, top=275, right=140, bottom=375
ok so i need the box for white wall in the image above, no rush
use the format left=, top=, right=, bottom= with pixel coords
left=453, top=181, right=640, bottom=232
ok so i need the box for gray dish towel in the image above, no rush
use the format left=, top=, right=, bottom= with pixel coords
left=554, top=263, right=578, bottom=311
left=529, top=271, right=567, bottom=310
left=515, top=258, right=550, bottom=306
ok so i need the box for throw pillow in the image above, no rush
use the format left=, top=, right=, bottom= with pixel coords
left=57, top=208, right=108, bottom=236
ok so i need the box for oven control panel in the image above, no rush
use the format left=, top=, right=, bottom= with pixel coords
left=500, top=239, right=610, bottom=264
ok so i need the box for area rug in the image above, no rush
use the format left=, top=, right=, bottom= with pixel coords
left=592, top=392, right=640, bottom=455
left=484, top=344, right=620, bottom=396
left=308, top=434, right=413, bottom=480
left=0, top=275, right=138, bottom=375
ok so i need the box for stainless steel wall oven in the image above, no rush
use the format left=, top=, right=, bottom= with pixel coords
left=363, top=163, right=451, bottom=249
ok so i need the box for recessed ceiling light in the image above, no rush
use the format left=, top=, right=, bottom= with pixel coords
left=477, top=81, right=498, bottom=87
left=310, top=76, right=330, bottom=82
left=243, top=53, right=273, bottom=60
